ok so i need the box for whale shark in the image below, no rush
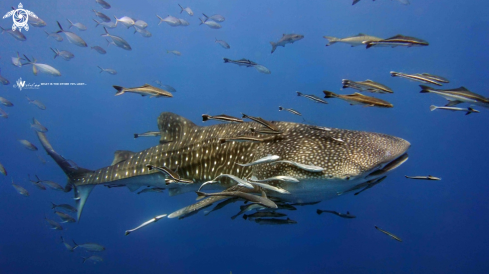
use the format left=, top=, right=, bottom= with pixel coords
left=36, top=112, right=410, bottom=221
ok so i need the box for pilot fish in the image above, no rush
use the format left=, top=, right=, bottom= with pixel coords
left=270, top=34, right=304, bottom=54
left=36, top=112, right=410, bottom=221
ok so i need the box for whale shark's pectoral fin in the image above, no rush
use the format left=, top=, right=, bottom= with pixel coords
left=111, top=150, right=135, bottom=166
left=157, top=112, right=199, bottom=145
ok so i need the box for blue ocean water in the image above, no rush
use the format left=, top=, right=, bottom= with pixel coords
left=1, top=0, right=489, bottom=273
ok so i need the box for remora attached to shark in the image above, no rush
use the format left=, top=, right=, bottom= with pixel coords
left=36, top=112, right=410, bottom=221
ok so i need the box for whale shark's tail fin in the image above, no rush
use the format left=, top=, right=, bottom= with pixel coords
left=36, top=132, right=94, bottom=222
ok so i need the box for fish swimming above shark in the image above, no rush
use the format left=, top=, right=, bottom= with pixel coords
left=36, top=112, right=410, bottom=221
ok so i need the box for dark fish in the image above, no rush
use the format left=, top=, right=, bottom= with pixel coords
left=137, top=187, right=165, bottom=194
left=55, top=211, right=76, bottom=223
left=316, top=210, right=356, bottom=218
left=96, top=0, right=111, bottom=9
left=223, top=58, right=258, bottom=67
left=324, top=91, right=393, bottom=108
left=101, top=27, right=131, bottom=51
left=405, top=175, right=441, bottom=180
left=278, top=106, right=302, bottom=116
left=243, top=212, right=287, bottom=220
left=254, top=217, right=297, bottom=225
left=113, top=84, right=172, bottom=97
left=202, top=114, right=243, bottom=123
left=146, top=164, right=193, bottom=184
left=45, top=217, right=63, bottom=230
left=241, top=113, right=279, bottom=132
left=296, top=91, right=328, bottom=104
left=353, top=176, right=387, bottom=196
left=92, top=9, right=111, bottom=22
left=204, top=197, right=239, bottom=216
left=365, top=35, right=428, bottom=49
left=249, top=127, right=283, bottom=135
left=375, top=226, right=402, bottom=242
left=28, top=174, right=46, bottom=190
left=0, top=26, right=26, bottom=41
left=51, top=202, right=77, bottom=213
left=270, top=34, right=304, bottom=54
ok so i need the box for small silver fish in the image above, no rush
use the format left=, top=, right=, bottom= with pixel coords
left=45, top=217, right=63, bottom=230
left=26, top=96, right=47, bottom=110
left=270, top=34, right=304, bottom=54
left=93, top=18, right=117, bottom=28
left=114, top=16, right=135, bottom=28
left=156, top=15, right=181, bottom=27
left=83, top=256, right=104, bottom=264
left=51, top=202, right=77, bottom=213
left=249, top=175, right=299, bottom=183
left=134, top=26, right=152, bottom=37
left=12, top=178, right=29, bottom=196
left=55, top=211, right=76, bottom=223
left=0, top=69, right=9, bottom=85
left=44, top=31, right=63, bottom=42
left=96, top=0, right=111, bottom=9
left=271, top=160, right=324, bottom=172
left=50, top=48, right=74, bottom=61
left=31, top=118, right=48, bottom=133
left=247, top=181, right=290, bottom=194
left=254, top=65, right=271, bottom=74
left=56, top=21, right=87, bottom=47
left=202, top=13, right=225, bottom=22
left=161, top=84, right=176, bottom=93
left=92, top=9, right=111, bottom=22
left=237, top=154, right=280, bottom=167
left=0, top=108, right=8, bottom=118
left=101, top=27, right=131, bottom=50
left=43, top=180, right=65, bottom=191
left=67, top=19, right=87, bottom=31
left=134, top=20, right=148, bottom=29
left=215, top=38, right=230, bottom=49
left=197, top=190, right=278, bottom=209
left=19, top=139, right=38, bottom=151
left=430, top=105, right=479, bottom=115
left=22, top=56, right=61, bottom=77
left=178, top=19, right=190, bottom=26
left=0, top=162, right=6, bottom=175
left=73, top=241, right=106, bottom=252
left=278, top=106, right=302, bottom=116
left=178, top=4, right=194, bottom=16
left=97, top=66, right=117, bottom=75
left=125, top=214, right=167, bottom=235
left=199, top=17, right=221, bottom=29
left=0, top=26, right=26, bottom=41
left=405, top=175, right=441, bottom=181
left=0, top=97, right=13, bottom=107
left=61, top=236, right=74, bottom=251
left=134, top=131, right=160, bottom=138
left=167, top=50, right=181, bottom=56
left=11, top=52, right=24, bottom=67
left=91, top=46, right=107, bottom=54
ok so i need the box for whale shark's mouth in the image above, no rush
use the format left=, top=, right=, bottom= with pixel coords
left=366, top=153, right=409, bottom=180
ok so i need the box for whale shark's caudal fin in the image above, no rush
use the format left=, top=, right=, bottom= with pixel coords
left=36, top=132, right=94, bottom=222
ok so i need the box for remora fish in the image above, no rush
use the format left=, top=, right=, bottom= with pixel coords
left=22, top=56, right=61, bottom=77
left=0, top=26, right=26, bottom=41
left=35, top=112, right=410, bottom=221
left=197, top=190, right=278, bottom=208
left=11, top=52, right=24, bottom=67
left=237, top=155, right=280, bottom=167
left=323, top=91, right=393, bottom=108
left=215, top=38, right=230, bottom=49
left=270, top=34, right=304, bottom=54
left=203, top=114, right=243, bottom=123
left=278, top=106, right=302, bottom=116
left=316, top=210, right=356, bottom=218
left=296, top=92, right=328, bottom=104
left=241, top=113, right=279, bottom=132
left=243, top=212, right=287, bottom=220
left=112, top=84, right=173, bottom=98
left=178, top=4, right=194, bottom=16
left=430, top=105, right=479, bottom=115
left=134, top=131, right=160, bottom=139
left=342, top=79, right=393, bottom=94
left=223, top=58, right=257, bottom=67
left=390, top=72, right=442, bottom=86
left=0, top=108, right=8, bottom=118
left=375, top=226, right=402, bottom=242
left=204, top=197, right=239, bottom=216
left=254, top=218, right=297, bottom=225
left=67, top=19, right=87, bottom=31
left=419, top=85, right=489, bottom=108
left=249, top=175, right=299, bottom=183
left=101, top=27, right=131, bottom=50
left=365, top=35, right=428, bottom=49
left=324, top=33, right=382, bottom=47
left=125, top=214, right=167, bottom=235
left=56, top=21, right=87, bottom=47
left=96, top=0, right=111, bottom=9
left=419, top=73, right=449, bottom=83
left=405, top=175, right=441, bottom=180
left=50, top=48, right=74, bottom=61
left=28, top=174, right=46, bottom=190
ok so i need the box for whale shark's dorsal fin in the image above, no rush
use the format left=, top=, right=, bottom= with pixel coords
left=111, top=150, right=135, bottom=166
left=157, top=112, right=198, bottom=144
